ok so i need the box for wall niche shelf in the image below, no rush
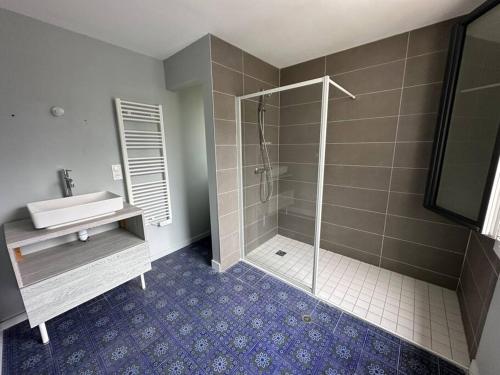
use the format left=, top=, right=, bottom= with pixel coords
left=3, top=202, right=151, bottom=344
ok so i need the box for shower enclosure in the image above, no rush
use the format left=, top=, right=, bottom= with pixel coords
left=236, top=76, right=355, bottom=294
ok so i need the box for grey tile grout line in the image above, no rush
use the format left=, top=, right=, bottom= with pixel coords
left=456, top=231, right=473, bottom=292
left=211, top=60, right=279, bottom=88
left=379, top=32, right=411, bottom=268
left=279, top=208, right=469, bottom=244
left=273, top=225, right=466, bottom=274
left=328, top=48, right=447, bottom=77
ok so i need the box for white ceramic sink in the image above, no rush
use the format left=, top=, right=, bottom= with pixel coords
left=27, top=191, right=124, bottom=229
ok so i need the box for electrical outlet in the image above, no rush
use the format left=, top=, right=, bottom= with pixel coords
left=112, top=164, right=123, bottom=180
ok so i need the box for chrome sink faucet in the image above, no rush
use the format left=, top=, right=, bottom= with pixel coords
left=60, top=169, right=74, bottom=197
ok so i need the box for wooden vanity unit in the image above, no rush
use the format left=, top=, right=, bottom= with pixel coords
left=3, top=203, right=151, bottom=344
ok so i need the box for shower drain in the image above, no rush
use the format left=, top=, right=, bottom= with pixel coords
left=275, top=250, right=287, bottom=256
left=302, top=315, right=312, bottom=323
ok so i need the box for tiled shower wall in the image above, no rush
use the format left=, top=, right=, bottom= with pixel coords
left=210, top=36, right=280, bottom=269
left=458, top=233, right=499, bottom=356
left=277, top=19, right=471, bottom=289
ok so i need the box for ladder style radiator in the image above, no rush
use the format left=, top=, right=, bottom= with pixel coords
left=115, top=98, right=172, bottom=226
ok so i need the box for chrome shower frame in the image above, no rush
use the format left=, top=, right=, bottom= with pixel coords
left=235, top=76, right=355, bottom=294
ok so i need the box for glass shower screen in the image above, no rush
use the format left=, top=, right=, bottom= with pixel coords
left=238, top=78, right=328, bottom=291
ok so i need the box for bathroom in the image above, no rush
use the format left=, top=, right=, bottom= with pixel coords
left=0, top=0, right=499, bottom=374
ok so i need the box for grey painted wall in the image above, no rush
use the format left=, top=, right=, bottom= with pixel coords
left=164, top=36, right=220, bottom=263
left=0, top=9, right=210, bottom=322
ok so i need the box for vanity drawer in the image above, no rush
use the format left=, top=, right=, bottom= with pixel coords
left=20, top=242, right=151, bottom=327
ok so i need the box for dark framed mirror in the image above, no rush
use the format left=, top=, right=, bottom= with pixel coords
left=425, top=0, right=500, bottom=230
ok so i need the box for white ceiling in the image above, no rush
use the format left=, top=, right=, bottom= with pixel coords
left=0, top=0, right=484, bottom=68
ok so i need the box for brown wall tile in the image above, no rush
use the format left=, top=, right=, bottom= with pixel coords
left=218, top=190, right=239, bottom=216
left=279, top=144, right=319, bottom=164
left=327, top=117, right=398, bottom=143
left=325, top=143, right=394, bottom=166
left=280, top=84, right=322, bottom=106
left=278, top=212, right=315, bottom=237
left=321, top=222, right=382, bottom=255
left=390, top=168, right=428, bottom=194
left=323, top=185, right=388, bottom=213
left=331, top=60, right=404, bottom=97
left=407, top=19, right=455, bottom=57
left=326, top=33, right=408, bottom=75
left=400, top=83, right=442, bottom=115
left=281, top=101, right=322, bottom=125
left=385, top=215, right=469, bottom=252
left=321, top=239, right=380, bottom=265
left=279, top=180, right=317, bottom=202
left=393, top=142, right=433, bottom=168
left=217, top=168, right=238, bottom=194
left=243, top=52, right=279, bottom=85
left=211, top=35, right=242, bottom=71
left=215, top=119, right=236, bottom=145
left=387, top=192, right=451, bottom=223
left=328, top=89, right=401, bottom=121
left=216, top=146, right=237, bottom=170
left=322, top=204, right=385, bottom=234
left=382, top=237, right=463, bottom=277
left=404, top=51, right=447, bottom=86
left=219, top=210, right=239, bottom=238
left=324, top=165, right=391, bottom=190
left=280, top=124, right=320, bottom=144
left=213, top=92, right=236, bottom=120
left=280, top=163, right=318, bottom=183
left=281, top=57, right=325, bottom=85
left=381, top=258, right=458, bottom=289
left=243, top=75, right=279, bottom=105
left=397, top=114, right=437, bottom=142
left=212, top=63, right=243, bottom=95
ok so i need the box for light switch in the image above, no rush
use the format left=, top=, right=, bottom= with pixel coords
left=112, top=164, right=123, bottom=180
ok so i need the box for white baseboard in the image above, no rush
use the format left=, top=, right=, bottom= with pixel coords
left=211, top=259, right=221, bottom=272
left=150, top=231, right=210, bottom=261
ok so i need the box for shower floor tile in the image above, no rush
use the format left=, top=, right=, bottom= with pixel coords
left=246, top=234, right=470, bottom=367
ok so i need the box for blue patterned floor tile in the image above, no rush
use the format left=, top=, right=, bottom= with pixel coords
left=318, top=335, right=363, bottom=375
left=98, top=336, right=140, bottom=370
left=311, top=302, right=342, bottom=331
left=362, top=330, right=399, bottom=368
left=246, top=341, right=282, bottom=374
left=225, top=327, right=260, bottom=357
left=2, top=238, right=468, bottom=375
left=152, top=346, right=199, bottom=375
left=281, top=339, right=323, bottom=375
left=238, top=268, right=266, bottom=285
left=260, top=323, right=297, bottom=354
left=128, top=319, right=166, bottom=349
left=355, top=352, right=397, bottom=375
left=200, top=346, right=238, bottom=375
left=53, top=347, right=104, bottom=375
left=226, top=262, right=252, bottom=277
left=141, top=338, right=176, bottom=369
left=111, top=358, right=155, bottom=375
left=398, top=342, right=439, bottom=375
left=438, top=358, right=466, bottom=375
left=333, top=314, right=369, bottom=346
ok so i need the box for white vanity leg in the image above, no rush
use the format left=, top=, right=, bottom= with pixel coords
left=39, top=322, right=49, bottom=344
left=140, top=274, right=146, bottom=290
